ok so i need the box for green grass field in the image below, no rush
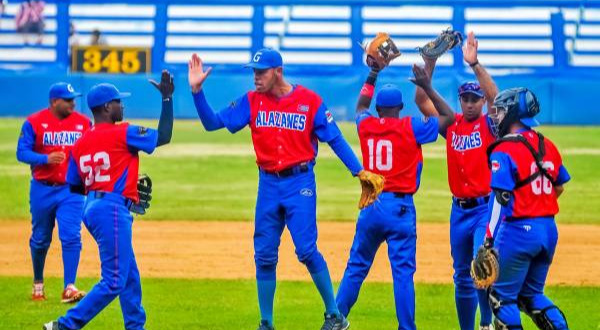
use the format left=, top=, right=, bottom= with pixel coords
left=2, top=277, right=599, bottom=329
left=1, top=118, right=599, bottom=329
left=1, top=119, right=599, bottom=223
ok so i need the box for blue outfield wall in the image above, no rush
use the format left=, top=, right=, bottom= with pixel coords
left=1, top=69, right=600, bottom=125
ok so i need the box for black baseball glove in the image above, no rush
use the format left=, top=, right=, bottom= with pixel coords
left=130, top=173, right=152, bottom=215
left=418, top=28, right=463, bottom=60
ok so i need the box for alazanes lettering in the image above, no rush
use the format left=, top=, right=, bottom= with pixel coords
left=255, top=111, right=306, bottom=131
left=451, top=131, right=482, bottom=151
left=42, top=131, right=82, bottom=146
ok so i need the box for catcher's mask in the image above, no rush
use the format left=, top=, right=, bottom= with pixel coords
left=490, top=87, right=540, bottom=137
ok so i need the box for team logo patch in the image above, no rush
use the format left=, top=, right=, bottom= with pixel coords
left=138, top=126, right=148, bottom=136
left=76, top=124, right=83, bottom=130
left=379, top=118, right=386, bottom=124
left=491, top=160, right=500, bottom=173
left=474, top=123, right=480, bottom=130
left=41, top=123, right=48, bottom=128
left=325, top=110, right=334, bottom=123
left=67, top=84, right=75, bottom=93
left=300, top=188, right=313, bottom=197
left=523, top=225, right=532, bottom=232
left=297, top=104, right=309, bottom=112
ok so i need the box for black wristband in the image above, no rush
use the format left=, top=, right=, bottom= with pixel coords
left=469, top=61, right=480, bottom=68
left=366, top=70, right=378, bottom=85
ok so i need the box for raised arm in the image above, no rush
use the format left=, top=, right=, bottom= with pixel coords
left=187, top=53, right=225, bottom=131
left=149, top=70, right=174, bottom=147
left=462, top=31, right=499, bottom=115
left=410, top=64, right=455, bottom=134
left=414, top=56, right=439, bottom=117
left=356, top=69, right=379, bottom=114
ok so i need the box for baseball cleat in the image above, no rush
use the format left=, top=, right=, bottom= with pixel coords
left=61, top=284, right=86, bottom=303
left=42, top=321, right=60, bottom=330
left=32, top=282, right=46, bottom=301
left=320, top=313, right=350, bottom=330
left=257, top=320, right=275, bottom=330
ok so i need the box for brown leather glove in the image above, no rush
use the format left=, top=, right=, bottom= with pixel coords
left=357, top=170, right=385, bottom=209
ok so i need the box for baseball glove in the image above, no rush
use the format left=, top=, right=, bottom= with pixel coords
left=471, top=238, right=500, bottom=289
left=357, top=170, right=385, bottom=209
left=130, top=173, right=152, bottom=215
left=361, top=32, right=401, bottom=70
left=418, top=28, right=463, bottom=60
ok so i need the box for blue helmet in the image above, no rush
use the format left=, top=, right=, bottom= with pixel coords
left=491, top=87, right=540, bottom=137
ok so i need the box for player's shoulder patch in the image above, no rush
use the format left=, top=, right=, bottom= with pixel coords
left=491, top=159, right=501, bottom=173
left=325, top=110, right=334, bottom=123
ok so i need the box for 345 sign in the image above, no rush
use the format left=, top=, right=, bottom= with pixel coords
left=72, top=46, right=151, bottom=74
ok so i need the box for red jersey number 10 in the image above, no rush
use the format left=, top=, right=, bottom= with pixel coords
left=367, top=138, right=392, bottom=171
left=79, top=152, right=111, bottom=186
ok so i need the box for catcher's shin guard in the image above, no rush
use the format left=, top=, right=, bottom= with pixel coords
left=517, top=296, right=568, bottom=330
left=489, top=289, right=523, bottom=330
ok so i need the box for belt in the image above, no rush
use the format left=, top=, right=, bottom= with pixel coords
left=453, top=195, right=490, bottom=209
left=89, top=191, right=133, bottom=208
left=260, top=161, right=313, bottom=178
left=37, top=180, right=65, bottom=187
left=380, top=191, right=414, bottom=198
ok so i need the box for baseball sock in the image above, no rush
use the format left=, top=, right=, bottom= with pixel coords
left=257, top=280, right=276, bottom=325
left=310, top=269, right=339, bottom=315
left=455, top=293, right=477, bottom=330
left=31, top=247, right=48, bottom=282
left=62, top=248, right=81, bottom=288
left=477, top=289, right=493, bottom=325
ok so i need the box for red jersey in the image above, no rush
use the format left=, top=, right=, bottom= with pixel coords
left=489, top=130, right=569, bottom=218
left=23, top=108, right=90, bottom=184
left=68, top=123, right=158, bottom=203
left=445, top=113, right=496, bottom=198
left=357, top=114, right=438, bottom=194
left=247, top=86, right=322, bottom=171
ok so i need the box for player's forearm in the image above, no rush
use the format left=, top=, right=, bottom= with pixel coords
left=156, top=98, right=174, bottom=147
left=16, top=148, right=48, bottom=166
left=356, top=69, right=378, bottom=113
left=421, top=85, right=455, bottom=132
left=415, top=59, right=439, bottom=117
left=471, top=62, right=499, bottom=115
left=328, top=135, right=363, bottom=176
left=192, top=90, right=225, bottom=131
left=555, top=185, right=564, bottom=198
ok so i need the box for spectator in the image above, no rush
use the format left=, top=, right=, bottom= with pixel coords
left=90, top=29, right=107, bottom=46
left=69, top=22, right=80, bottom=48
left=15, top=0, right=45, bottom=45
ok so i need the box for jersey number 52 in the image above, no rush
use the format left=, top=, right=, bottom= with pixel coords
left=367, top=138, right=392, bottom=171
left=79, top=152, right=111, bottom=186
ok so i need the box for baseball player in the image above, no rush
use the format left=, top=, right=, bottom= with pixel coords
left=335, top=60, right=454, bottom=329
left=414, top=31, right=498, bottom=330
left=43, top=70, right=174, bottom=330
left=481, top=87, right=570, bottom=329
left=16, top=82, right=90, bottom=303
left=188, top=48, right=383, bottom=330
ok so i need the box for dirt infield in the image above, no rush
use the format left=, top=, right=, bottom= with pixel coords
left=1, top=220, right=598, bottom=285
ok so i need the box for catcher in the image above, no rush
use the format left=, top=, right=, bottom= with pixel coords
left=472, top=87, right=571, bottom=329
left=335, top=33, right=455, bottom=330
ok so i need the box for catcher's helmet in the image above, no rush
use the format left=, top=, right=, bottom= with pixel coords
left=489, top=87, right=540, bottom=137
left=492, top=87, right=540, bottom=127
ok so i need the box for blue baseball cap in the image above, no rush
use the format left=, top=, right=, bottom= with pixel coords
left=245, top=48, right=283, bottom=69
left=458, top=81, right=484, bottom=98
left=49, top=82, right=82, bottom=99
left=87, top=83, right=131, bottom=109
left=376, top=84, right=403, bottom=108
